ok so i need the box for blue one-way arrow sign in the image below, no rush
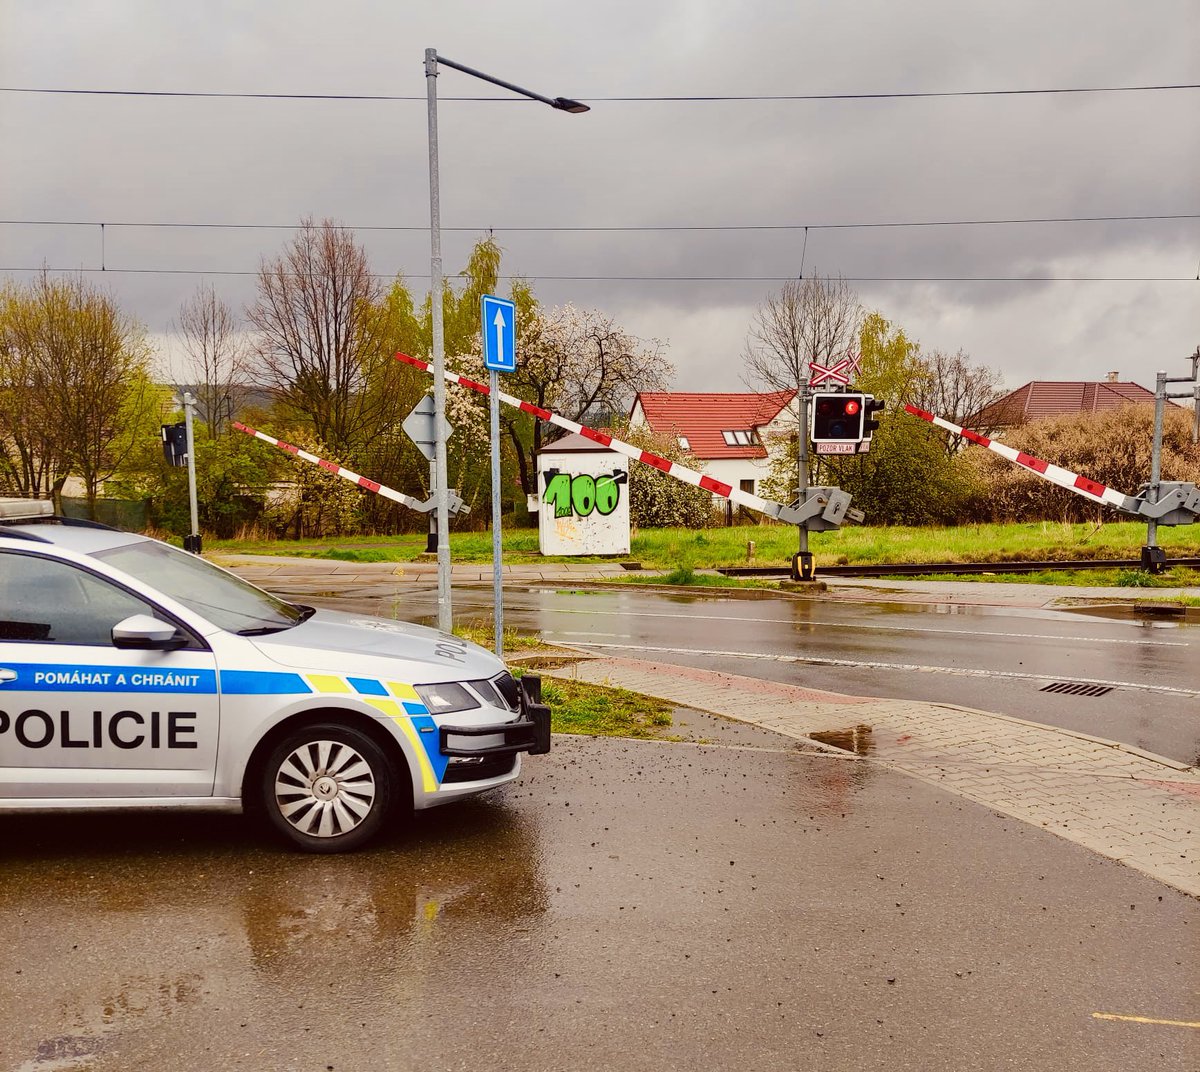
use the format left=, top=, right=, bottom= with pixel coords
left=481, top=294, right=516, bottom=373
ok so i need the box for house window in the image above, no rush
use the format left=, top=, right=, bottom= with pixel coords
left=721, top=430, right=756, bottom=446
left=740, top=478, right=755, bottom=495
left=678, top=436, right=690, bottom=451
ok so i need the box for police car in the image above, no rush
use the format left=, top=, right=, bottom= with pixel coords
left=0, top=499, right=550, bottom=852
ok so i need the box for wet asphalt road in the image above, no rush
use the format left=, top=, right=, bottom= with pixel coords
left=2, top=731, right=1197, bottom=1072
left=292, top=580, right=1200, bottom=765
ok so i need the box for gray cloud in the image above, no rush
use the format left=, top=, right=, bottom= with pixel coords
left=1, top=0, right=1196, bottom=396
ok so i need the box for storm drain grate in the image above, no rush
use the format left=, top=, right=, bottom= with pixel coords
left=1039, top=681, right=1114, bottom=698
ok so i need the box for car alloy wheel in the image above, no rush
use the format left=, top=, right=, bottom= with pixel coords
left=262, top=724, right=394, bottom=852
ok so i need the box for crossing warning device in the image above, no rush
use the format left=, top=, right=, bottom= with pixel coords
left=394, top=352, right=858, bottom=530
left=903, top=405, right=1200, bottom=524
left=232, top=422, right=469, bottom=516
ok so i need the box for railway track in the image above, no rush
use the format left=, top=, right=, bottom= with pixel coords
left=717, top=557, right=1200, bottom=579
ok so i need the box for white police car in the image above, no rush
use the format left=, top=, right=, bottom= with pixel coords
left=0, top=499, right=550, bottom=852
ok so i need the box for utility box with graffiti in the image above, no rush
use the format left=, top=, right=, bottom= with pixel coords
left=536, top=432, right=630, bottom=556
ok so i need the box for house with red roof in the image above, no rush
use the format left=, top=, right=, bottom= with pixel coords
left=629, top=389, right=798, bottom=501
left=968, top=374, right=1175, bottom=430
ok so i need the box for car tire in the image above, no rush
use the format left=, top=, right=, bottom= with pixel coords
left=260, top=723, right=394, bottom=853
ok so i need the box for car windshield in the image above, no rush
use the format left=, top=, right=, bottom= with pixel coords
left=93, top=539, right=309, bottom=635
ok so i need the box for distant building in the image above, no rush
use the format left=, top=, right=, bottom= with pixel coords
left=969, top=372, right=1177, bottom=430
left=629, top=389, right=797, bottom=501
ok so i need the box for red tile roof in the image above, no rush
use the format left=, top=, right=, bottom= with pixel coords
left=634, top=390, right=796, bottom=459
left=971, top=381, right=1170, bottom=427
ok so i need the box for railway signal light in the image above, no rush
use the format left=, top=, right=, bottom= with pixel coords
left=811, top=392, right=865, bottom=443
left=862, top=396, right=886, bottom=439
left=161, top=422, right=188, bottom=467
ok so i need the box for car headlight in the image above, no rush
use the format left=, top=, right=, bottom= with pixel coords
left=414, top=681, right=481, bottom=714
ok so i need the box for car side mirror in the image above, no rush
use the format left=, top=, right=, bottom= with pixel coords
left=112, top=614, right=186, bottom=650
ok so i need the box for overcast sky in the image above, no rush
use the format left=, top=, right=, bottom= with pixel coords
left=2, top=0, right=1197, bottom=397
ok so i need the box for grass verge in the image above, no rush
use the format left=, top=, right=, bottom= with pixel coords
left=538, top=675, right=675, bottom=738
left=455, top=627, right=679, bottom=739
left=210, top=519, right=1200, bottom=571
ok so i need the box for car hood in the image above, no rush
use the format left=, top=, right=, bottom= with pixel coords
left=247, top=609, right=504, bottom=683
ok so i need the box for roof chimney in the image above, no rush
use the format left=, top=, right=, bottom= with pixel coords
left=1106, top=371, right=1120, bottom=382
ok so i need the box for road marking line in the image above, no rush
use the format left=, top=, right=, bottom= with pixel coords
left=1092, top=1012, right=1200, bottom=1028
left=522, top=605, right=1188, bottom=647
left=553, top=640, right=1200, bottom=697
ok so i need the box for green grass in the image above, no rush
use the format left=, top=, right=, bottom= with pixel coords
left=451, top=621, right=546, bottom=653
left=211, top=519, right=1200, bottom=571
left=614, top=570, right=780, bottom=590
left=453, top=629, right=678, bottom=739
left=538, top=676, right=675, bottom=738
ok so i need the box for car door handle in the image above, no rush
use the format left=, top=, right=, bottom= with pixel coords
left=0, top=669, right=16, bottom=684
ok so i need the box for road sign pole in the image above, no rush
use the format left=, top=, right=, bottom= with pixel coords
left=1145, top=369, right=1166, bottom=559
left=481, top=294, right=517, bottom=657
left=426, top=457, right=437, bottom=554
left=490, top=368, right=504, bottom=658
left=793, top=374, right=812, bottom=580
left=425, top=48, right=452, bottom=633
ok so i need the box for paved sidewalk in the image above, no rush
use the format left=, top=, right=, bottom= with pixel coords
left=547, top=654, right=1200, bottom=899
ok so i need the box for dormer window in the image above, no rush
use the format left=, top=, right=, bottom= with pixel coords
left=721, top=430, right=755, bottom=446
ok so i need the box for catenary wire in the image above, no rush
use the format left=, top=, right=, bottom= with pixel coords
left=2, top=214, right=1196, bottom=232
left=0, top=266, right=1191, bottom=283
left=1, top=84, right=1197, bottom=101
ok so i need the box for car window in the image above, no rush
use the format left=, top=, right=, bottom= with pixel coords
left=0, top=551, right=158, bottom=646
left=92, top=539, right=307, bottom=635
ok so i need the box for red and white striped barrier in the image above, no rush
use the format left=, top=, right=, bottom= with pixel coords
left=394, top=352, right=815, bottom=525
left=903, top=405, right=1142, bottom=514
left=232, top=421, right=434, bottom=514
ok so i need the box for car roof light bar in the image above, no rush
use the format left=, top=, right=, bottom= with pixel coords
left=0, top=499, right=54, bottom=521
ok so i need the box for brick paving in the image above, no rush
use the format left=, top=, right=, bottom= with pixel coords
left=551, top=655, right=1200, bottom=899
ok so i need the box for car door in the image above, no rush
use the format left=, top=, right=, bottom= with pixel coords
left=0, top=547, right=220, bottom=799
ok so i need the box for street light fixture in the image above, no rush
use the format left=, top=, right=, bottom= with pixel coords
left=424, top=48, right=588, bottom=634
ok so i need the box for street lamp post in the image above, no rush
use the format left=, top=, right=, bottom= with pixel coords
left=424, top=48, right=588, bottom=634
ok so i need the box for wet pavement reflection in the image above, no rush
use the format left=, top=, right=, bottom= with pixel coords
left=2, top=735, right=1195, bottom=1071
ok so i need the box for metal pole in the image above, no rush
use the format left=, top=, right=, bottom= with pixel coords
left=426, top=48, right=452, bottom=634
left=791, top=374, right=813, bottom=580
left=182, top=391, right=201, bottom=554
left=1146, top=370, right=1166, bottom=551
left=490, top=368, right=504, bottom=658
left=1193, top=383, right=1199, bottom=446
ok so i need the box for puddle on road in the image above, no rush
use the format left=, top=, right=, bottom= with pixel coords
left=1061, top=603, right=1191, bottom=626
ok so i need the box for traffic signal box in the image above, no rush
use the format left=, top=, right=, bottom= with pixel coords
left=811, top=393, right=864, bottom=444
left=810, top=393, right=885, bottom=454
left=161, top=422, right=188, bottom=467
left=862, top=396, right=886, bottom=439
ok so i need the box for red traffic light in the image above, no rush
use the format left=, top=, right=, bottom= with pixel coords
left=810, top=392, right=867, bottom=443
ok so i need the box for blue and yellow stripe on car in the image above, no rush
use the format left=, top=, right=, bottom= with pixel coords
left=220, top=669, right=447, bottom=789
left=305, top=673, right=446, bottom=789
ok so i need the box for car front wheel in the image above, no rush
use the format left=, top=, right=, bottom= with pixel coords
left=261, top=724, right=394, bottom=853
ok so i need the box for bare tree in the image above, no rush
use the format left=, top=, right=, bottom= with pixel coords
left=911, top=348, right=1007, bottom=457
left=248, top=218, right=394, bottom=458
left=742, top=274, right=862, bottom=393
left=503, top=304, right=673, bottom=501
left=177, top=283, right=248, bottom=437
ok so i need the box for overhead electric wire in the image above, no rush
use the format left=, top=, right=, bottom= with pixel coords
left=2, top=213, right=1196, bottom=233
left=1, top=84, right=1197, bottom=102
left=0, top=266, right=1191, bottom=283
